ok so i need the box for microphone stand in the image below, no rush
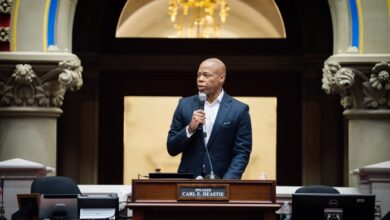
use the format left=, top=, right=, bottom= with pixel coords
left=198, top=92, right=219, bottom=180
left=203, top=131, right=218, bottom=180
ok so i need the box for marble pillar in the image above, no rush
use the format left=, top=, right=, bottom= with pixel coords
left=0, top=52, right=83, bottom=170
left=325, top=0, right=390, bottom=186
left=322, top=55, right=390, bottom=186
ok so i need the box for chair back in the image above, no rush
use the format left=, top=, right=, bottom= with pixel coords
left=31, top=176, right=81, bottom=194
left=295, top=185, right=340, bottom=194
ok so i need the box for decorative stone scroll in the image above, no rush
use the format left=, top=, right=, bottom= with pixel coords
left=322, top=61, right=390, bottom=109
left=0, top=60, right=83, bottom=107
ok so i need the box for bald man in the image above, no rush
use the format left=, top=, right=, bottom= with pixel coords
left=167, top=58, right=252, bottom=179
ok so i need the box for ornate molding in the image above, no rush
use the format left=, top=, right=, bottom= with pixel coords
left=0, top=0, right=12, bottom=14
left=322, top=61, right=390, bottom=109
left=0, top=27, right=10, bottom=42
left=0, top=60, right=83, bottom=107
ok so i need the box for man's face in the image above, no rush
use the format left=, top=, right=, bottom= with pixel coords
left=196, top=61, right=225, bottom=95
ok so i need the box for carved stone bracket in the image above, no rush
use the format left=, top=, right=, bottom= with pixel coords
left=322, top=61, right=390, bottom=109
left=0, top=59, right=83, bottom=107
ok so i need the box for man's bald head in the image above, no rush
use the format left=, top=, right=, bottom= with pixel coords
left=200, top=58, right=226, bottom=77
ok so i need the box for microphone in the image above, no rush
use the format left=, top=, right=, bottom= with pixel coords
left=198, top=92, right=206, bottom=110
left=197, top=93, right=206, bottom=130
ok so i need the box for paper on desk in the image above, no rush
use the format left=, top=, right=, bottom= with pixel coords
left=79, top=208, right=116, bottom=219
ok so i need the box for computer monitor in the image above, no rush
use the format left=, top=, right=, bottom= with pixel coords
left=39, top=194, right=78, bottom=219
left=292, top=193, right=375, bottom=220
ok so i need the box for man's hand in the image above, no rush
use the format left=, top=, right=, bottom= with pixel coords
left=188, top=109, right=205, bottom=133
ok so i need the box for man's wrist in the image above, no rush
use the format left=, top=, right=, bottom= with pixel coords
left=187, top=125, right=196, bottom=134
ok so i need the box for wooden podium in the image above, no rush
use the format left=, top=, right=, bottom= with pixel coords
left=128, top=179, right=280, bottom=220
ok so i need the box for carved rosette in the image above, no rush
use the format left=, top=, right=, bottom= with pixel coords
left=0, top=60, right=83, bottom=107
left=0, top=0, right=11, bottom=47
left=0, top=0, right=12, bottom=14
left=0, top=27, right=10, bottom=42
left=322, top=61, right=390, bottom=109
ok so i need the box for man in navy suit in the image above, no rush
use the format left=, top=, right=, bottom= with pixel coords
left=167, top=58, right=252, bottom=179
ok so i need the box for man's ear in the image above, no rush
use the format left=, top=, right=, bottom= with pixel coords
left=219, top=74, right=226, bottom=84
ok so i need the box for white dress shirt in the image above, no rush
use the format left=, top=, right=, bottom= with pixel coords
left=186, top=90, right=224, bottom=145
left=203, top=90, right=224, bottom=144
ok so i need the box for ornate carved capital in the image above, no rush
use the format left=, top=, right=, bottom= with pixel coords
left=0, top=60, right=83, bottom=107
left=322, top=61, right=390, bottom=109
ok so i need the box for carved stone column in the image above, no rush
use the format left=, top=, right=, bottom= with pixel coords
left=322, top=55, right=390, bottom=186
left=0, top=52, right=83, bottom=170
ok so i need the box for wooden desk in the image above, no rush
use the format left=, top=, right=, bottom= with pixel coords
left=128, top=179, right=280, bottom=220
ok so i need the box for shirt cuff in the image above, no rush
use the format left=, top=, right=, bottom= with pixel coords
left=186, top=125, right=194, bottom=138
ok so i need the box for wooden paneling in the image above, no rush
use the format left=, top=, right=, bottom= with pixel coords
left=131, top=180, right=276, bottom=203
left=129, top=180, right=279, bottom=220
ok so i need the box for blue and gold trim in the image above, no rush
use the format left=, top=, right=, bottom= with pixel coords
left=10, top=0, right=20, bottom=51
left=43, top=0, right=58, bottom=51
left=356, top=0, right=364, bottom=53
left=47, top=0, right=58, bottom=47
left=349, top=0, right=364, bottom=53
left=349, top=0, right=359, bottom=49
left=388, top=0, right=390, bottom=26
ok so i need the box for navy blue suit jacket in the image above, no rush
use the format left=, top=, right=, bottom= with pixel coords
left=167, top=93, right=252, bottom=179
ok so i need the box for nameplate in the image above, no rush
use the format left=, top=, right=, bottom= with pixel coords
left=177, top=184, right=229, bottom=201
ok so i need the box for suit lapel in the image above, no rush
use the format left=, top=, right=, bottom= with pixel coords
left=191, top=95, right=199, bottom=114
left=207, top=94, right=232, bottom=148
